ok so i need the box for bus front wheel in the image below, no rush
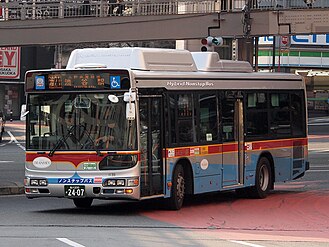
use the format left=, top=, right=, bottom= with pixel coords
left=249, top=157, right=272, bottom=199
left=73, top=198, right=93, bottom=208
left=167, top=164, right=185, bottom=210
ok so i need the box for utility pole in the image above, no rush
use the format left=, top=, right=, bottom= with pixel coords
left=238, top=0, right=254, bottom=66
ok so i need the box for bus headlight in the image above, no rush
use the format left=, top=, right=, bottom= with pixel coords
left=30, top=179, right=39, bottom=186
left=30, top=178, right=48, bottom=186
left=127, top=178, right=139, bottom=187
left=116, top=179, right=125, bottom=186
left=107, top=180, right=116, bottom=186
left=39, top=179, right=48, bottom=186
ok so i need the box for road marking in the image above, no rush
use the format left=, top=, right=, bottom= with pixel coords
left=56, top=238, right=85, bottom=247
left=228, top=240, right=265, bottom=247
left=7, top=131, right=25, bottom=151
left=308, top=123, right=329, bottom=126
left=0, top=161, right=14, bottom=163
left=309, top=150, right=329, bottom=153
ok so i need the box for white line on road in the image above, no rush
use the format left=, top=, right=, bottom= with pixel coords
left=57, top=238, right=86, bottom=247
left=308, top=123, right=329, bottom=126
left=7, top=131, right=25, bottom=151
left=228, top=240, right=265, bottom=247
left=0, top=161, right=14, bottom=163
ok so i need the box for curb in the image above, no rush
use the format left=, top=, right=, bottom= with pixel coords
left=0, top=183, right=24, bottom=196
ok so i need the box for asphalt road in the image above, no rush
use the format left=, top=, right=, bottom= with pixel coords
left=0, top=118, right=328, bottom=246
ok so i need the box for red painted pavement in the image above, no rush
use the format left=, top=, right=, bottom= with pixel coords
left=142, top=189, right=329, bottom=242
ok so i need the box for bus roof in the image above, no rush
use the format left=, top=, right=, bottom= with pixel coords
left=66, top=47, right=197, bottom=72
left=66, top=47, right=254, bottom=73
left=34, top=47, right=303, bottom=91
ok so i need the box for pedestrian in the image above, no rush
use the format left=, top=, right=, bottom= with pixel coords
left=82, top=0, right=91, bottom=16
left=113, top=0, right=124, bottom=16
left=304, top=0, right=315, bottom=8
left=108, top=0, right=116, bottom=16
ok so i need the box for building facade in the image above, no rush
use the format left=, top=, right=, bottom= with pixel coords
left=258, top=34, right=329, bottom=111
left=0, top=46, right=54, bottom=120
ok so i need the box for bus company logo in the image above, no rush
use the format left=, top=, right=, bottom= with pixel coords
left=35, top=76, right=45, bottom=90
left=32, top=157, right=51, bottom=169
left=200, top=159, right=209, bottom=170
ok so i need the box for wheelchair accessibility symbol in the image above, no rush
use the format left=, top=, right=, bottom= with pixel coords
left=110, top=76, right=121, bottom=89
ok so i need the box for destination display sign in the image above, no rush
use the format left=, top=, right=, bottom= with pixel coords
left=25, top=69, right=130, bottom=92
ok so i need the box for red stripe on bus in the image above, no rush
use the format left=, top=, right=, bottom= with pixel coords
left=222, top=143, right=238, bottom=153
left=26, top=151, right=141, bottom=167
left=208, top=145, right=222, bottom=154
left=251, top=138, right=307, bottom=150
left=165, top=138, right=307, bottom=158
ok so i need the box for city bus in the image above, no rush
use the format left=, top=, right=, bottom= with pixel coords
left=24, top=47, right=309, bottom=210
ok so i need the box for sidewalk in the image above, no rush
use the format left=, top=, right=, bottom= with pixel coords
left=0, top=120, right=25, bottom=196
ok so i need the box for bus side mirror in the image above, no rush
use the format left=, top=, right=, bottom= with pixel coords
left=126, top=103, right=135, bottom=120
left=20, top=104, right=29, bottom=121
left=124, top=92, right=136, bottom=102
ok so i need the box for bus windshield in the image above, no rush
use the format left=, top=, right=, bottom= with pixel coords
left=26, top=92, right=137, bottom=152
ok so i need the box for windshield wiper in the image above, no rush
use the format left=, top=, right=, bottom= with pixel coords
left=79, top=124, right=102, bottom=156
left=48, top=124, right=102, bottom=157
left=48, top=125, right=76, bottom=157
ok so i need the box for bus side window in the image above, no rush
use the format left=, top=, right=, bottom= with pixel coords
left=270, top=93, right=291, bottom=136
left=168, top=93, right=196, bottom=144
left=245, top=92, right=268, bottom=137
left=199, top=93, right=218, bottom=142
left=291, top=92, right=304, bottom=136
left=177, top=94, right=196, bottom=143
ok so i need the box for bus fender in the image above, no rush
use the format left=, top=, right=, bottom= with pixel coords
left=166, top=158, right=194, bottom=197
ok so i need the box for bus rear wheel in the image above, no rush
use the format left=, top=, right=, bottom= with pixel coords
left=73, top=198, right=93, bottom=208
left=248, top=157, right=272, bottom=199
left=167, top=164, right=185, bottom=210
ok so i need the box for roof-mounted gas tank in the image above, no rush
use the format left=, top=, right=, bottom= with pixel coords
left=192, top=52, right=253, bottom=73
left=66, top=47, right=197, bottom=72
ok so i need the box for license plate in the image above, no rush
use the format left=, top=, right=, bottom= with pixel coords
left=64, top=185, right=85, bottom=198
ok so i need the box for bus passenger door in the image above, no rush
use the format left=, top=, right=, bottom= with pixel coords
left=139, top=96, right=164, bottom=197
left=222, top=93, right=244, bottom=187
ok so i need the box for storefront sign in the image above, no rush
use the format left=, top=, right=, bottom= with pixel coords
left=0, top=47, right=21, bottom=79
left=260, top=35, right=329, bottom=46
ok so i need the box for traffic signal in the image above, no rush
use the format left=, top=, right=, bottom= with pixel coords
left=201, top=36, right=224, bottom=51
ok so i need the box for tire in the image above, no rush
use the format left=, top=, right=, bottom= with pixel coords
left=73, top=198, right=93, bottom=208
left=167, top=164, right=185, bottom=210
left=248, top=157, right=272, bottom=199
